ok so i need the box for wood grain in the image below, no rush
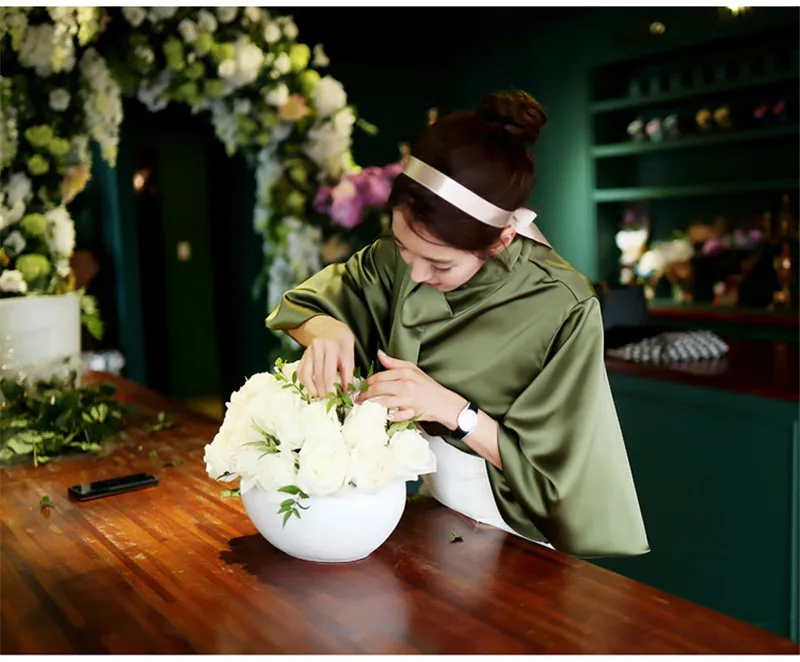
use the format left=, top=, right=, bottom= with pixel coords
left=1, top=373, right=797, bottom=654
left=606, top=339, right=799, bottom=402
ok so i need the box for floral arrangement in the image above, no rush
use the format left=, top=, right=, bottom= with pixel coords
left=0, top=7, right=113, bottom=321
left=203, top=358, right=437, bottom=525
left=1, top=7, right=376, bottom=352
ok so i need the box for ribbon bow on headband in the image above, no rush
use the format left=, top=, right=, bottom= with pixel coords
left=402, top=156, right=551, bottom=248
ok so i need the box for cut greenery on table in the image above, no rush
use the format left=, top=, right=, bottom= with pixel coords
left=0, top=371, right=176, bottom=466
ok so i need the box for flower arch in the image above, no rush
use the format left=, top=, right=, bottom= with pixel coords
left=0, top=7, right=397, bottom=353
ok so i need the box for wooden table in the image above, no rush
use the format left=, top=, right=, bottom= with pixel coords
left=1, top=374, right=797, bottom=655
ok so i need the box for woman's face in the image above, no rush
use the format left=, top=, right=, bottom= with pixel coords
left=391, top=208, right=511, bottom=293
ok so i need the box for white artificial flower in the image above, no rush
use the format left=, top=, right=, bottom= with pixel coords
left=150, top=7, right=178, bottom=21
left=0, top=269, right=27, bottom=294
left=304, top=119, right=352, bottom=178
left=253, top=451, right=298, bottom=502
left=333, top=106, right=356, bottom=138
left=121, top=6, right=147, bottom=26
left=6, top=172, right=32, bottom=209
left=137, top=69, right=171, bottom=113
left=134, top=45, right=155, bottom=66
left=342, top=400, right=389, bottom=449
left=19, top=23, right=75, bottom=77
left=313, top=44, right=329, bottom=68
left=273, top=52, right=291, bottom=76
left=263, top=21, right=281, bottom=45
left=296, top=438, right=349, bottom=496
left=204, top=430, right=240, bottom=482
left=301, top=400, right=343, bottom=446
left=178, top=19, right=198, bottom=43
left=659, top=239, right=694, bottom=264
left=348, top=439, right=396, bottom=494
left=243, top=6, right=262, bottom=23
left=218, top=59, right=236, bottom=78
left=45, top=206, right=76, bottom=258
left=216, top=6, right=238, bottom=23
left=233, top=98, right=252, bottom=115
left=311, top=76, right=347, bottom=119
left=636, top=249, right=665, bottom=277
left=79, top=48, right=123, bottom=165
left=197, top=9, right=217, bottom=33
left=284, top=215, right=322, bottom=279
left=264, top=82, right=289, bottom=107
left=55, top=259, right=71, bottom=278
left=210, top=100, right=238, bottom=155
left=3, top=230, right=26, bottom=257
left=218, top=36, right=264, bottom=90
left=244, top=389, right=304, bottom=441
left=282, top=19, right=298, bottom=41
left=49, top=88, right=71, bottom=111
left=388, top=429, right=437, bottom=481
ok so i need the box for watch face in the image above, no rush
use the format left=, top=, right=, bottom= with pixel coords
left=458, top=408, right=479, bottom=432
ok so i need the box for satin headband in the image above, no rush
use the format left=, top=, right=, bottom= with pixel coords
left=402, top=156, right=551, bottom=247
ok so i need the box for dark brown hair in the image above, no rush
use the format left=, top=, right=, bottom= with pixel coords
left=388, top=90, right=547, bottom=256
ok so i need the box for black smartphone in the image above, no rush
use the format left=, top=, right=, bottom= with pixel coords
left=68, top=473, right=159, bottom=501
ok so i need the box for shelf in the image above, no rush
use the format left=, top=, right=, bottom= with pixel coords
left=590, top=70, right=800, bottom=114
left=593, top=178, right=798, bottom=203
left=592, top=125, right=799, bottom=159
left=648, top=300, right=799, bottom=329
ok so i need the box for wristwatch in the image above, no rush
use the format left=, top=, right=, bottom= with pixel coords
left=451, top=401, right=479, bottom=441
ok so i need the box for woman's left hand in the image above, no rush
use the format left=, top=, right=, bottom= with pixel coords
left=358, top=350, right=464, bottom=424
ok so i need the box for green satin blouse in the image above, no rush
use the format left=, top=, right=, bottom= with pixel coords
left=266, top=235, right=650, bottom=558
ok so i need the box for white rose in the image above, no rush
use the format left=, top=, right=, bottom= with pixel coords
left=301, top=400, right=343, bottom=445
left=49, top=88, right=71, bottom=112
left=389, top=429, right=437, bottom=480
left=254, top=451, right=298, bottom=502
left=204, top=431, right=240, bottom=481
left=233, top=98, right=252, bottom=115
left=313, top=44, right=329, bottom=68
left=348, top=439, right=395, bottom=495
left=311, top=76, right=347, bottom=119
left=342, top=401, right=388, bottom=449
left=243, top=7, right=262, bottom=23
left=0, top=269, right=27, bottom=294
left=45, top=206, right=76, bottom=257
left=6, top=172, right=32, bottom=209
left=178, top=19, right=198, bottom=43
left=332, top=106, right=356, bottom=138
left=243, top=389, right=305, bottom=441
left=263, top=21, right=281, bottom=44
left=296, top=438, right=349, bottom=496
left=218, top=59, right=236, bottom=79
left=121, top=7, right=147, bottom=27
left=275, top=359, right=301, bottom=382
left=216, top=6, right=238, bottom=23
left=264, top=82, right=289, bottom=107
left=197, top=9, right=217, bottom=33
left=282, top=20, right=298, bottom=40
left=273, top=52, right=291, bottom=76
left=150, top=7, right=177, bottom=20
left=3, top=230, right=26, bottom=257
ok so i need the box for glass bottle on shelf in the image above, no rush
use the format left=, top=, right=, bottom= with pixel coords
left=770, top=195, right=797, bottom=309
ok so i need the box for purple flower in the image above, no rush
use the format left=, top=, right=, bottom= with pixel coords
left=702, top=238, right=730, bottom=256
left=313, top=185, right=334, bottom=214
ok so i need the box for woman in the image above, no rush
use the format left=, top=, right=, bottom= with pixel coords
left=266, top=90, right=649, bottom=558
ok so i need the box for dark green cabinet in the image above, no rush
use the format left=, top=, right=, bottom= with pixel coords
left=595, top=374, right=799, bottom=642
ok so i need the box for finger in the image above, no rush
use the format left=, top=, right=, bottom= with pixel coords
left=364, top=368, right=416, bottom=387
left=377, top=349, right=413, bottom=370
left=360, top=383, right=403, bottom=404
left=297, top=350, right=315, bottom=397
left=312, top=344, right=326, bottom=398
left=387, top=407, right=416, bottom=422
left=339, top=342, right=355, bottom=391
left=323, top=349, right=338, bottom=399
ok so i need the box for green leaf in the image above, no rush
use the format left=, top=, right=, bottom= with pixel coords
left=279, top=498, right=295, bottom=510
left=6, top=437, right=34, bottom=454
left=354, top=366, right=362, bottom=380
left=277, top=484, right=300, bottom=495
left=448, top=530, right=463, bottom=543
left=164, top=459, right=185, bottom=468
left=39, top=495, right=54, bottom=509
left=282, top=510, right=293, bottom=527
left=148, top=450, right=159, bottom=459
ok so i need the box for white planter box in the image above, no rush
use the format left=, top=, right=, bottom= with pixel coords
left=242, top=480, right=407, bottom=563
left=0, top=293, right=81, bottom=383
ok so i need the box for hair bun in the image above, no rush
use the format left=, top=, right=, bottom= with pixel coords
left=477, top=90, right=548, bottom=146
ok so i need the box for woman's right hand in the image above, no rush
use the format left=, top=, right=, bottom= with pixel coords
left=293, top=316, right=356, bottom=398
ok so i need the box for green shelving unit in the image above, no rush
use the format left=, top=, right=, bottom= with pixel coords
left=588, top=24, right=800, bottom=642
left=594, top=178, right=799, bottom=203
left=592, top=125, right=799, bottom=158
left=590, top=69, right=800, bottom=114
